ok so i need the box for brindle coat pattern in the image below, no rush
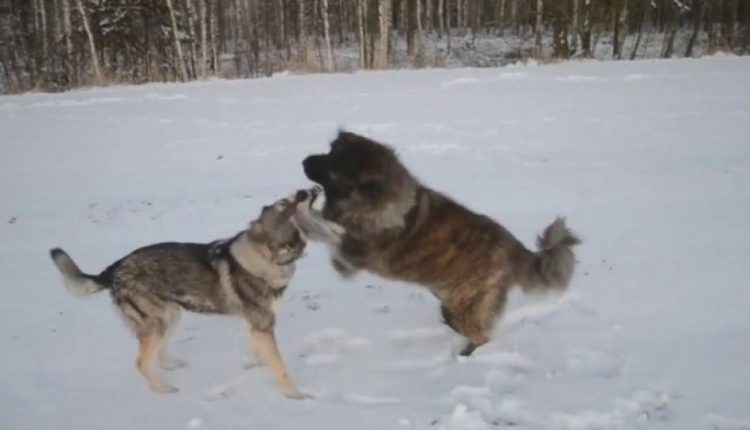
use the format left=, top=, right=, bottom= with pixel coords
left=299, top=131, right=581, bottom=356
left=50, top=190, right=318, bottom=398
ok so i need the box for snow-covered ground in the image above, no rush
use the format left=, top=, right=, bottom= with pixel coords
left=1, top=56, right=749, bottom=430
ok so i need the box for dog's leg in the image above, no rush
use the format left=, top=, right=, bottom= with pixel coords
left=248, top=327, right=310, bottom=400
left=291, top=205, right=344, bottom=245
left=158, top=306, right=188, bottom=371
left=243, top=325, right=263, bottom=369
left=136, top=331, right=178, bottom=393
left=442, top=287, right=505, bottom=357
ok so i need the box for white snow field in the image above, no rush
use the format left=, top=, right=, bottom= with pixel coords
left=1, top=56, right=750, bottom=430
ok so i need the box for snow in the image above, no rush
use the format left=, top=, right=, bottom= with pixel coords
left=1, top=56, right=749, bottom=429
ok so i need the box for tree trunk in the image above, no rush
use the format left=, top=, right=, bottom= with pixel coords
left=727, top=0, right=738, bottom=50
left=75, top=0, right=103, bottom=84
left=535, top=0, right=544, bottom=58
left=37, top=0, right=51, bottom=86
left=185, top=0, right=199, bottom=79
left=613, top=0, right=628, bottom=59
left=62, top=0, right=77, bottom=86
left=166, top=0, right=189, bottom=81
left=580, top=0, right=592, bottom=57
left=376, top=0, right=391, bottom=68
left=200, top=0, right=209, bottom=77
left=569, top=0, right=578, bottom=53
left=426, top=0, right=433, bottom=34
left=415, top=0, right=423, bottom=63
left=552, top=1, right=569, bottom=59
left=438, top=0, right=444, bottom=37
left=298, top=0, right=308, bottom=63
left=321, top=0, right=335, bottom=71
left=357, top=0, right=367, bottom=68
left=630, top=1, right=650, bottom=60
left=210, top=0, right=219, bottom=74
left=661, top=3, right=677, bottom=58
left=685, top=0, right=706, bottom=57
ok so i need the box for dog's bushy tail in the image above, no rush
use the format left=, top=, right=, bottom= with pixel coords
left=50, top=248, right=109, bottom=297
left=518, top=217, right=581, bottom=294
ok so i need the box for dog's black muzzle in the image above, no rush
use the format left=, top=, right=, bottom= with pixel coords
left=303, top=154, right=329, bottom=184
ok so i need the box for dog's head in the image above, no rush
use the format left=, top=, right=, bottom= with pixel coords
left=302, top=131, right=415, bottom=216
left=249, top=189, right=318, bottom=265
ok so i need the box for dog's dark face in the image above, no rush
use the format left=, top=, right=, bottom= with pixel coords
left=303, top=131, right=406, bottom=211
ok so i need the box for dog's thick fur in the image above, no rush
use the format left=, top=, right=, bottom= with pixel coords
left=50, top=190, right=319, bottom=398
left=298, top=131, right=581, bottom=356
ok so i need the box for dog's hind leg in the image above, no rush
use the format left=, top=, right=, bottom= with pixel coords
left=136, top=330, right=179, bottom=393
left=248, top=327, right=310, bottom=400
left=442, top=286, right=506, bottom=357
left=117, top=292, right=179, bottom=393
left=158, top=306, right=187, bottom=371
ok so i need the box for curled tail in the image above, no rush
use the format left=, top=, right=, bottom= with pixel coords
left=50, top=248, right=109, bottom=297
left=518, top=217, right=581, bottom=294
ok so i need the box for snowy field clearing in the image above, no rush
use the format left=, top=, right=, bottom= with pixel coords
left=1, top=57, right=749, bottom=430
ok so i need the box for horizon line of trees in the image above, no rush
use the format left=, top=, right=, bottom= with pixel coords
left=1, top=0, right=748, bottom=94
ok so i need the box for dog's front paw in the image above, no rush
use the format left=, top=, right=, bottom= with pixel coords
left=293, top=186, right=321, bottom=207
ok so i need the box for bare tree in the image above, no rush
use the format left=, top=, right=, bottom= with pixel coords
left=62, top=0, right=76, bottom=86
left=630, top=1, right=651, bottom=60
left=376, top=0, right=391, bottom=68
left=686, top=0, right=706, bottom=57
left=75, top=0, right=103, bottom=84
left=297, top=0, right=308, bottom=63
left=552, top=1, right=570, bottom=59
left=321, top=0, right=335, bottom=71
left=199, top=0, right=209, bottom=77
left=166, top=0, right=188, bottom=81
left=535, top=0, right=544, bottom=58
left=613, top=0, right=628, bottom=59
left=580, top=0, right=593, bottom=57
left=185, top=0, right=199, bottom=78
left=438, top=0, right=444, bottom=37
left=357, top=0, right=367, bottom=69
left=415, top=0, right=423, bottom=65
left=570, top=0, right=579, bottom=53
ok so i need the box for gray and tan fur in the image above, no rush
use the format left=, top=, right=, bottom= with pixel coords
left=50, top=189, right=320, bottom=399
left=297, top=131, right=581, bottom=356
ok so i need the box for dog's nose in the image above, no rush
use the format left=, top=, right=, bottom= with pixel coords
left=302, top=155, right=326, bottom=181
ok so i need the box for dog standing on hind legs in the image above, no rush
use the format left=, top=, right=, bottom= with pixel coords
left=296, top=131, right=582, bottom=357
left=50, top=189, right=320, bottom=399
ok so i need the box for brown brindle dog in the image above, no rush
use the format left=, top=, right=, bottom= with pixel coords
left=295, top=131, right=581, bottom=356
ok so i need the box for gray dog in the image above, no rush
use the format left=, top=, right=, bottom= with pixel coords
left=50, top=188, right=320, bottom=399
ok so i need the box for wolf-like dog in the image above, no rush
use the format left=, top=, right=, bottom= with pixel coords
left=50, top=189, right=320, bottom=399
left=296, top=131, right=581, bottom=356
